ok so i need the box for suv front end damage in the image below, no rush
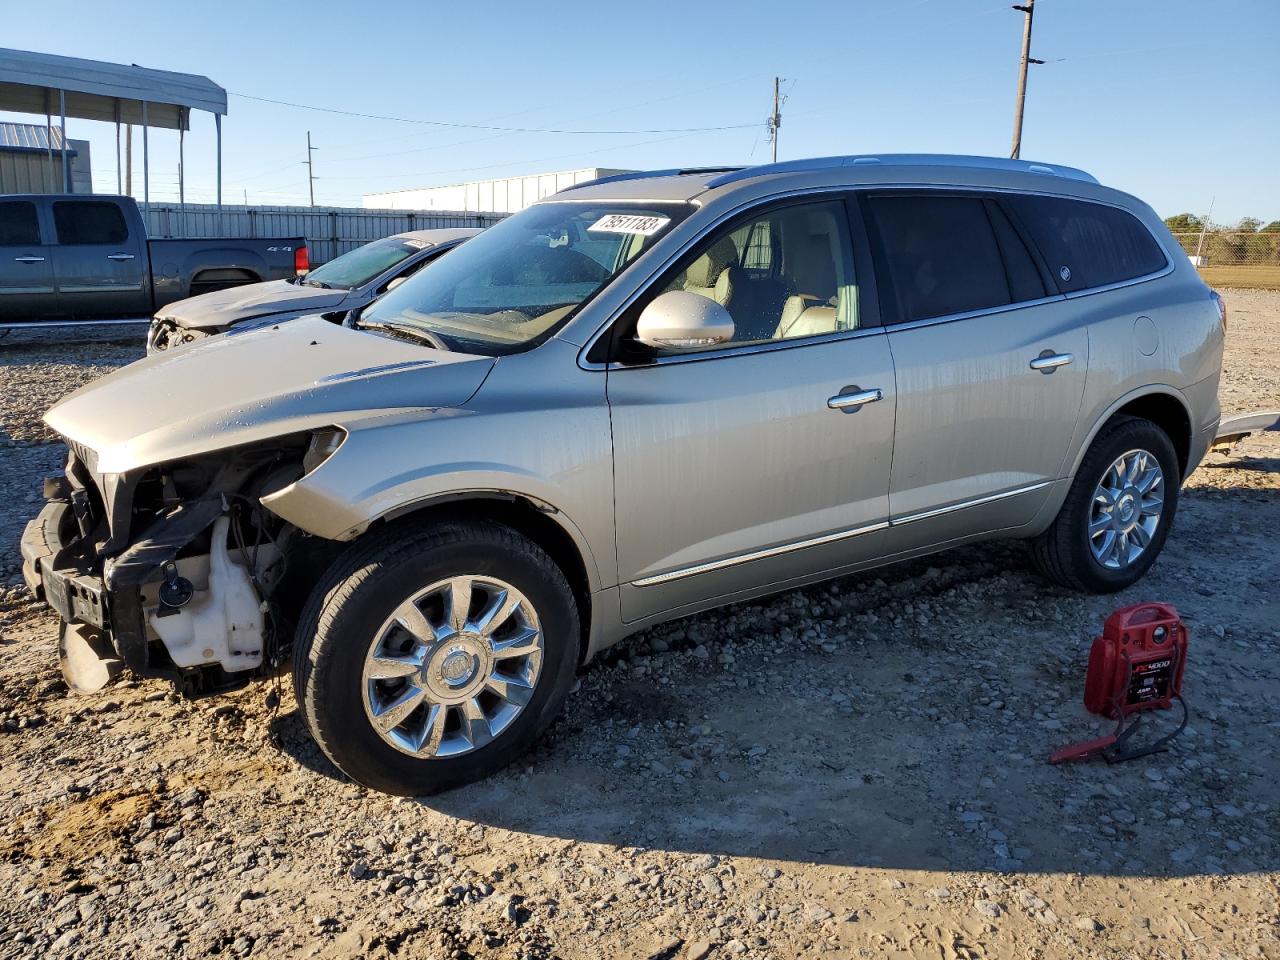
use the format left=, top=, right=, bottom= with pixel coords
left=22, top=437, right=317, bottom=697
left=20, top=314, right=493, bottom=698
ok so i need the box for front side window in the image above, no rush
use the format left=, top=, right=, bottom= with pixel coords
left=647, top=199, right=858, bottom=350
left=304, top=236, right=433, bottom=290
left=359, top=202, right=690, bottom=355
left=1007, top=195, right=1168, bottom=292
left=0, top=201, right=40, bottom=246
left=53, top=201, right=129, bottom=246
left=866, top=194, right=1012, bottom=323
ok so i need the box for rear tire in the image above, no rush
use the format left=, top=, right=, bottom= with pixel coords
left=1031, top=416, right=1180, bottom=593
left=292, top=519, right=580, bottom=796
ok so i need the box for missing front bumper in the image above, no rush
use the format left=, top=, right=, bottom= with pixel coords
left=21, top=494, right=254, bottom=698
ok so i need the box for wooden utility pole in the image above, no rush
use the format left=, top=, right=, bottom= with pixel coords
left=1010, top=0, right=1042, bottom=159
left=770, top=77, right=782, bottom=162
left=305, top=131, right=317, bottom=207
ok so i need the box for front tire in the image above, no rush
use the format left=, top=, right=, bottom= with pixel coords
left=292, top=519, right=580, bottom=795
left=1031, top=416, right=1180, bottom=593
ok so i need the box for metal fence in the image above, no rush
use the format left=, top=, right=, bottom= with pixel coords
left=1168, top=231, right=1280, bottom=287
left=144, top=203, right=506, bottom=264
left=1169, top=232, right=1280, bottom=267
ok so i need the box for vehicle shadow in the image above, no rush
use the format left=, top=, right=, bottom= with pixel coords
left=270, top=541, right=1277, bottom=879
left=1199, top=453, right=1280, bottom=474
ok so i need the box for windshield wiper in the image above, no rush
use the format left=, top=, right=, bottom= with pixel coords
left=305, top=279, right=333, bottom=289
left=357, top=318, right=451, bottom=351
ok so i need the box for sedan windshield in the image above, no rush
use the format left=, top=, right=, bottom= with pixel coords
left=304, top=236, right=432, bottom=289
left=358, top=201, right=691, bottom=354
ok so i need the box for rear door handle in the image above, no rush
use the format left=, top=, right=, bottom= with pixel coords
left=106, top=253, right=136, bottom=261
left=828, top=387, right=883, bottom=412
left=1030, top=351, right=1073, bottom=373
left=13, top=256, right=45, bottom=263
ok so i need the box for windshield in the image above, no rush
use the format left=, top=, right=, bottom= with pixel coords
left=359, top=201, right=691, bottom=354
left=304, top=235, right=433, bottom=289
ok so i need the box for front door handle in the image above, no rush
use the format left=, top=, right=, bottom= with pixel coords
left=1030, top=351, right=1073, bottom=373
left=828, top=387, right=883, bottom=412
left=13, top=256, right=45, bottom=263
left=106, top=253, right=136, bottom=261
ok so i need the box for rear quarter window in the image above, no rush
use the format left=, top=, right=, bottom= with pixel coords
left=1007, top=195, right=1168, bottom=292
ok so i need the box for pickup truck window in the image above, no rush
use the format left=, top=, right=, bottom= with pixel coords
left=360, top=202, right=691, bottom=355
left=53, top=201, right=129, bottom=246
left=304, top=236, right=424, bottom=290
left=0, top=201, right=40, bottom=246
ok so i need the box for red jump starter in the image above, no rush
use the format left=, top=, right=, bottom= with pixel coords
left=1050, top=602, right=1189, bottom=764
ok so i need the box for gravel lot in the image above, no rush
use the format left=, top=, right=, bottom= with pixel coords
left=1, top=295, right=1277, bottom=960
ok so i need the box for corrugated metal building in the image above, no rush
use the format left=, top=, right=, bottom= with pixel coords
left=0, top=122, right=92, bottom=193
left=363, top=168, right=633, bottom=214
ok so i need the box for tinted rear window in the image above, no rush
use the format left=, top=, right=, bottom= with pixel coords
left=1007, top=195, right=1167, bottom=292
left=0, top=201, right=40, bottom=246
left=867, top=195, right=1011, bottom=323
left=53, top=201, right=129, bottom=246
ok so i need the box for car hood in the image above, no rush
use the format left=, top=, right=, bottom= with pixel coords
left=46, top=315, right=494, bottom=474
left=160, top=279, right=352, bottom=329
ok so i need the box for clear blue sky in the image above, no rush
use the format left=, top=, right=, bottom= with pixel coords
left=4, top=0, right=1277, bottom=224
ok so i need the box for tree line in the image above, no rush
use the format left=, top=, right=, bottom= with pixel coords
left=1163, top=214, right=1280, bottom=264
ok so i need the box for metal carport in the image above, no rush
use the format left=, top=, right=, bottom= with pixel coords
left=0, top=47, right=227, bottom=214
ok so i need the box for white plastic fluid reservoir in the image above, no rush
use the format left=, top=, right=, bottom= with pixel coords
left=149, top=516, right=265, bottom=672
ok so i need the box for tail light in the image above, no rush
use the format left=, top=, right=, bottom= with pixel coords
left=294, top=245, right=309, bottom=276
left=1210, top=289, right=1226, bottom=331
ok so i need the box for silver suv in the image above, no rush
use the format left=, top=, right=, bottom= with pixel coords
left=22, top=155, right=1224, bottom=795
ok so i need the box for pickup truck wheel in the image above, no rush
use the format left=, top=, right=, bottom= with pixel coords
left=1030, top=416, right=1179, bottom=593
left=292, top=519, right=580, bottom=796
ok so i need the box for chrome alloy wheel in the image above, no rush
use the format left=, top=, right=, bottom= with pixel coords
left=1089, top=449, right=1165, bottom=570
left=361, top=576, right=543, bottom=758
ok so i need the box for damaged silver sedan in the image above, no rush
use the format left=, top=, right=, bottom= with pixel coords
left=22, top=155, right=1225, bottom=795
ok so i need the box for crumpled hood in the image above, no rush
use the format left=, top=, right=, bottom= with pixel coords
left=160, top=279, right=351, bottom=329
left=46, top=315, right=494, bottom=473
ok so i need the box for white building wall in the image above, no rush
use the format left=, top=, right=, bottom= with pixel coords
left=363, top=168, right=633, bottom=214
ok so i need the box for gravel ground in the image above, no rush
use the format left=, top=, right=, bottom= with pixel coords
left=0, top=297, right=1277, bottom=960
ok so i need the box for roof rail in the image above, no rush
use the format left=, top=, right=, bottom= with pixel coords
left=704, top=154, right=1098, bottom=189
left=560, top=166, right=747, bottom=193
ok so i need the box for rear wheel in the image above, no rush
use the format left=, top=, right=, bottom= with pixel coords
left=292, top=519, right=580, bottom=795
left=1031, top=416, right=1179, bottom=593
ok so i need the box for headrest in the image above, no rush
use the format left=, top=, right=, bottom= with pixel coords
left=684, top=235, right=739, bottom=289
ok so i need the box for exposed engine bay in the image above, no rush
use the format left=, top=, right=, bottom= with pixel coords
left=21, top=432, right=343, bottom=697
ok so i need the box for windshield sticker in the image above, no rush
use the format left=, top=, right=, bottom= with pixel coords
left=587, top=214, right=671, bottom=236
left=402, top=239, right=429, bottom=249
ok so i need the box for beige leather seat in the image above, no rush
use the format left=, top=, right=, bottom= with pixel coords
left=682, top=236, right=740, bottom=304
left=776, top=298, right=837, bottom=339
left=774, top=224, right=840, bottom=339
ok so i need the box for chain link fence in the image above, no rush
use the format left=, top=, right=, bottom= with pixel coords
left=1169, top=232, right=1280, bottom=290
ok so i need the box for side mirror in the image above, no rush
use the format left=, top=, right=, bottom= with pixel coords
left=386, top=275, right=408, bottom=292
left=635, top=290, right=734, bottom=351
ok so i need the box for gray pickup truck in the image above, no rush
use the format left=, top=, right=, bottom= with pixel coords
left=0, top=194, right=306, bottom=323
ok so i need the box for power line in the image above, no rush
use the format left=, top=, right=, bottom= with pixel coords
left=320, top=127, right=735, bottom=186
left=229, top=91, right=761, bottom=136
